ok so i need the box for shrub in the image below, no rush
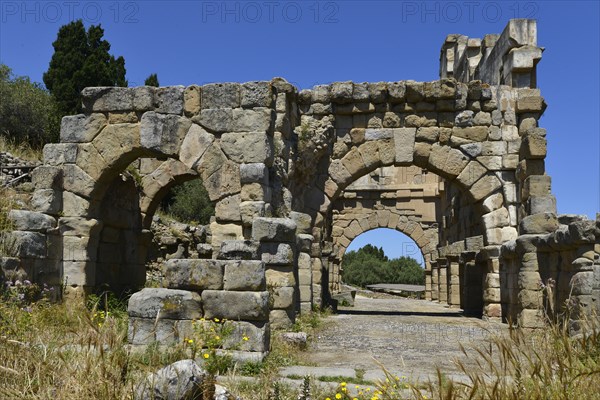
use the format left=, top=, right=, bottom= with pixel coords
left=160, top=179, right=214, bottom=224
left=0, top=64, right=61, bottom=147
left=342, top=245, right=424, bottom=287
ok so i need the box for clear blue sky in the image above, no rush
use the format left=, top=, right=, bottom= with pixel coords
left=1, top=1, right=598, bottom=260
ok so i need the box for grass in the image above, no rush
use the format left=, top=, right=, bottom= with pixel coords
left=0, top=187, right=17, bottom=257
left=425, top=317, right=600, bottom=400
left=0, top=135, right=42, bottom=163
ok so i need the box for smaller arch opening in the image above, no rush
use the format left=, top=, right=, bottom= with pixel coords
left=342, top=228, right=425, bottom=293
left=92, top=157, right=216, bottom=297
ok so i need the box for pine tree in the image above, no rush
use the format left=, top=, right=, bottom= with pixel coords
left=43, top=20, right=127, bottom=116
left=144, top=73, right=159, bottom=87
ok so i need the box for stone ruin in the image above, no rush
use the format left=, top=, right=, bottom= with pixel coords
left=1, top=19, right=599, bottom=357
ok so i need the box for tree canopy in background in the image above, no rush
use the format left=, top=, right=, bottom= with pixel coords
left=0, top=64, right=60, bottom=146
left=144, top=74, right=159, bottom=87
left=342, top=244, right=424, bottom=287
left=43, top=20, right=127, bottom=116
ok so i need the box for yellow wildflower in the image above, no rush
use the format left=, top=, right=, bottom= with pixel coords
left=203, top=353, right=210, bottom=359
left=335, top=394, right=342, bottom=399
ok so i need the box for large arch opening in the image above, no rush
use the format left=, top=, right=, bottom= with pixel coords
left=319, top=162, right=493, bottom=318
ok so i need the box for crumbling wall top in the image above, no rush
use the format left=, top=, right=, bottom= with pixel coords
left=440, top=19, right=542, bottom=88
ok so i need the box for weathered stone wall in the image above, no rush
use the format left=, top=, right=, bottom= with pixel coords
left=501, top=215, right=600, bottom=330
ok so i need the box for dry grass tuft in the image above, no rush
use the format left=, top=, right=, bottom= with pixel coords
left=420, top=316, right=600, bottom=399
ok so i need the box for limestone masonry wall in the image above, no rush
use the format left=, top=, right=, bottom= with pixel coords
left=1, top=19, right=598, bottom=356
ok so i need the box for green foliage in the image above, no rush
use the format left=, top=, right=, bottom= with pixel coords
left=342, top=245, right=424, bottom=288
left=43, top=20, right=127, bottom=116
left=160, top=179, right=214, bottom=224
left=144, top=73, right=159, bottom=87
left=0, top=64, right=61, bottom=146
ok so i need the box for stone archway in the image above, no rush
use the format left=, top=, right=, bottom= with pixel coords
left=7, top=19, right=598, bottom=356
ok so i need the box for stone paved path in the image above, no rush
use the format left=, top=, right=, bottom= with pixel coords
left=292, top=294, right=507, bottom=385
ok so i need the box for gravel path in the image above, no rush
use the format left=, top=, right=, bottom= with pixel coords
left=302, top=294, right=506, bottom=383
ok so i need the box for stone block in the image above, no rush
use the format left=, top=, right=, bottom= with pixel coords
left=8, top=210, right=56, bottom=232
left=31, top=189, right=61, bottom=214
left=201, top=83, right=241, bottom=109
left=522, top=175, right=551, bottom=201
left=155, top=86, right=184, bottom=114
left=225, top=321, right=270, bottom=352
left=240, top=201, right=266, bottom=226
left=63, top=235, right=94, bottom=261
left=183, top=85, right=201, bottom=117
left=32, top=166, right=62, bottom=190
left=196, top=108, right=233, bottom=132
left=527, top=195, right=557, bottom=215
left=341, top=148, right=367, bottom=178
left=241, top=183, right=270, bottom=202
left=519, top=212, right=558, bottom=234
left=470, top=174, right=502, bottom=202
left=218, top=240, right=259, bottom=260
left=62, top=261, right=95, bottom=286
left=296, top=235, right=314, bottom=253
left=60, top=113, right=107, bottom=143
left=221, top=131, right=273, bottom=164
left=252, top=218, right=296, bottom=242
left=202, top=290, right=269, bottom=321
left=43, top=143, right=78, bottom=166
left=265, top=266, right=296, bottom=287
left=128, top=317, right=194, bottom=346
left=482, top=207, right=510, bottom=229
left=128, top=288, right=202, bottom=320
left=203, top=161, right=241, bottom=201
left=518, top=289, right=543, bottom=309
left=231, top=108, right=273, bottom=132
left=10, top=231, right=46, bottom=259
left=516, top=96, right=544, bottom=112
left=223, top=260, right=266, bottom=291
left=364, top=128, right=393, bottom=141
left=140, top=112, right=191, bottom=156
left=269, top=309, right=294, bottom=329
left=179, top=123, right=214, bottom=170
left=81, top=87, right=134, bottom=112
left=518, top=309, right=545, bottom=328
left=163, top=259, right=224, bottom=290
left=330, top=81, right=353, bottom=103
left=240, top=163, right=268, bottom=184
left=132, top=86, right=156, bottom=111
left=241, top=81, right=273, bottom=108
left=520, top=133, right=546, bottom=159
left=289, top=212, right=312, bottom=234
left=271, top=286, right=295, bottom=309
left=215, top=194, right=241, bottom=222
left=393, top=128, right=416, bottom=164
left=260, top=243, right=294, bottom=265
left=452, top=126, right=488, bottom=142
